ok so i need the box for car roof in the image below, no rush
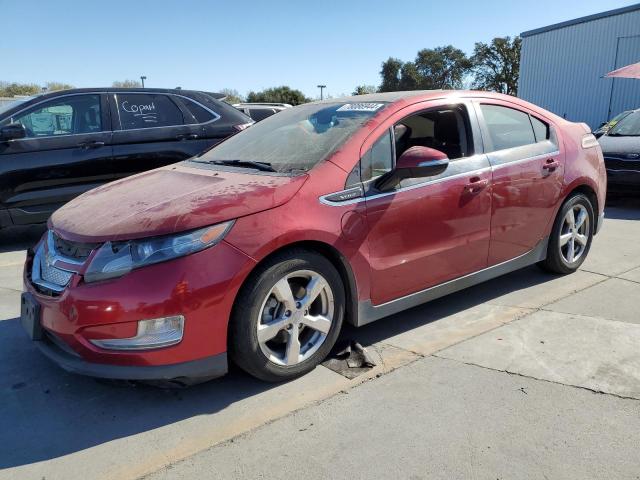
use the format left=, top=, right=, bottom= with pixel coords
left=32, top=87, right=225, bottom=100
left=310, top=89, right=523, bottom=105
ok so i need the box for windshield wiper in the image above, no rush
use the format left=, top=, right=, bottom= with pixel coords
left=608, top=133, right=640, bottom=137
left=208, top=160, right=277, bottom=172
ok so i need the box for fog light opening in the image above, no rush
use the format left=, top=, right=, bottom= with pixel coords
left=89, top=316, right=184, bottom=351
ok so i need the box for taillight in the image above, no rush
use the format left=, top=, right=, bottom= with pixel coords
left=581, top=133, right=599, bottom=149
left=234, top=122, right=254, bottom=132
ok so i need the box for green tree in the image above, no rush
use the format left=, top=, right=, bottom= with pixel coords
left=0, top=81, right=41, bottom=97
left=219, top=88, right=244, bottom=104
left=112, top=79, right=142, bottom=88
left=352, top=85, right=377, bottom=95
left=471, top=36, right=521, bottom=95
left=414, top=45, right=472, bottom=89
left=399, top=62, right=421, bottom=90
left=379, top=57, right=403, bottom=92
left=45, top=81, right=74, bottom=92
left=246, top=86, right=310, bottom=105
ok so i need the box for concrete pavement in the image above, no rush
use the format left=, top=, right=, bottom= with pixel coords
left=2, top=199, right=640, bottom=479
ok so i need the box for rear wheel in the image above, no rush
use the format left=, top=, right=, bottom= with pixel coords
left=539, top=193, right=594, bottom=274
left=229, top=250, right=344, bottom=382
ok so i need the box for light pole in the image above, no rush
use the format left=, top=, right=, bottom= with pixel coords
left=317, top=84, right=326, bottom=100
left=140, top=76, right=147, bottom=88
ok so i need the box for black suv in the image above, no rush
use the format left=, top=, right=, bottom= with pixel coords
left=0, top=88, right=253, bottom=228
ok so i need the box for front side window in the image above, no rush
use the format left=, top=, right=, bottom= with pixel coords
left=2, top=94, right=101, bottom=137
left=116, top=93, right=184, bottom=130
left=480, top=104, right=536, bottom=152
left=200, top=102, right=387, bottom=173
left=361, top=129, right=393, bottom=182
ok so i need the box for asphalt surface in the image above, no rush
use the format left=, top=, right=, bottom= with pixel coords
left=2, top=198, right=640, bottom=480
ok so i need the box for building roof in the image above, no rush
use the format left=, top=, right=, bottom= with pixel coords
left=521, top=3, right=640, bottom=38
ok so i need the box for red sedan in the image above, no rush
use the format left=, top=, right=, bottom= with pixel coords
left=21, top=91, right=606, bottom=383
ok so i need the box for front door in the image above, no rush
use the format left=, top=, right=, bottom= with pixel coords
left=474, top=101, right=565, bottom=265
left=0, top=93, right=112, bottom=224
left=364, top=102, right=492, bottom=305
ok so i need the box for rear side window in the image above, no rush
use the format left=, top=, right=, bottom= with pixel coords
left=249, top=109, right=276, bottom=122
left=116, top=93, right=184, bottom=130
left=480, top=104, right=536, bottom=152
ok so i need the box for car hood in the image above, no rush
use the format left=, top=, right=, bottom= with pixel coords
left=50, top=163, right=308, bottom=243
left=598, top=135, right=640, bottom=155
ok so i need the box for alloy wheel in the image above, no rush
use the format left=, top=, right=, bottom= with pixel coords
left=559, top=204, right=590, bottom=264
left=257, top=270, right=335, bottom=366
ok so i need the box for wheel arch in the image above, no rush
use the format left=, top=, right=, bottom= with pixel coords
left=229, top=240, right=360, bottom=337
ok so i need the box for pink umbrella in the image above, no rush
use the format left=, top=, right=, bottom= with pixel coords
left=605, top=62, right=640, bottom=79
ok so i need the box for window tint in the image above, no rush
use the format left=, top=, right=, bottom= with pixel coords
left=361, top=129, right=393, bottom=182
left=116, top=94, right=183, bottom=130
left=249, top=109, right=276, bottom=122
left=180, top=98, right=215, bottom=124
left=7, top=94, right=101, bottom=137
left=530, top=115, right=549, bottom=142
left=480, top=104, right=536, bottom=152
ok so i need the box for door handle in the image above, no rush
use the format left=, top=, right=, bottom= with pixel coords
left=79, top=141, right=105, bottom=149
left=464, top=177, right=489, bottom=194
left=542, top=158, right=559, bottom=173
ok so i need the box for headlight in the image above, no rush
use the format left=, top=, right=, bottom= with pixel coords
left=84, top=221, right=234, bottom=283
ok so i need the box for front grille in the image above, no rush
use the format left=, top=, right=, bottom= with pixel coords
left=39, top=254, right=73, bottom=286
left=52, top=232, right=98, bottom=261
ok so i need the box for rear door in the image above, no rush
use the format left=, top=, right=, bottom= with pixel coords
left=0, top=93, right=112, bottom=224
left=109, top=92, right=217, bottom=180
left=474, top=100, right=564, bottom=265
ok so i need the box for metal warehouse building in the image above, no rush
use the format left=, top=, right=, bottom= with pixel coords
left=518, top=4, right=640, bottom=129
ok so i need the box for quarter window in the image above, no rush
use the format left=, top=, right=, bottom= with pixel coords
left=116, top=94, right=183, bottom=130
left=177, top=97, right=216, bottom=124
left=5, top=94, right=102, bottom=137
left=361, top=129, right=393, bottom=182
left=530, top=115, right=549, bottom=142
left=480, top=104, right=536, bottom=152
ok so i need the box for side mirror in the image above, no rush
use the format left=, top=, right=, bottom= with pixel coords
left=0, top=123, right=26, bottom=141
left=376, top=146, right=449, bottom=191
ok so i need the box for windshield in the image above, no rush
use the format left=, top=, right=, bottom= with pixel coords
left=198, top=102, right=387, bottom=172
left=0, top=96, right=36, bottom=115
left=609, top=110, right=640, bottom=136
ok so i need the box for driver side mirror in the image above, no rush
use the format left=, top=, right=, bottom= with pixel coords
left=0, top=123, right=26, bottom=141
left=376, top=146, right=449, bottom=191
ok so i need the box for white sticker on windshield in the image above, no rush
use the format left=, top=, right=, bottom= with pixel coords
left=336, top=103, right=384, bottom=112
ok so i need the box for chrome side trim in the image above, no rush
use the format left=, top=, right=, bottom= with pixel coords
left=355, top=238, right=549, bottom=327
left=319, top=165, right=492, bottom=206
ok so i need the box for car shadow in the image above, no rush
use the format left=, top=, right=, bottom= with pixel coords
left=0, top=262, right=562, bottom=470
left=340, top=264, right=561, bottom=348
left=0, top=315, right=279, bottom=469
left=605, top=195, right=640, bottom=220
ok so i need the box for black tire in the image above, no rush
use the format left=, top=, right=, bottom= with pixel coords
left=538, top=193, right=594, bottom=274
left=229, top=249, right=345, bottom=382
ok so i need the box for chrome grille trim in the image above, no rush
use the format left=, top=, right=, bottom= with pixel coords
left=31, top=231, right=90, bottom=293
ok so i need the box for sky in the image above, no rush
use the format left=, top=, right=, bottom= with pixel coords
left=1, top=0, right=637, bottom=99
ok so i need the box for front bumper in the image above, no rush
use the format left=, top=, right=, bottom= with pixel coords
left=23, top=239, right=256, bottom=381
left=36, top=330, right=227, bottom=380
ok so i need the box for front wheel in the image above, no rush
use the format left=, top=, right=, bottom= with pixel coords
left=539, top=193, right=594, bottom=274
left=229, top=250, right=344, bottom=382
